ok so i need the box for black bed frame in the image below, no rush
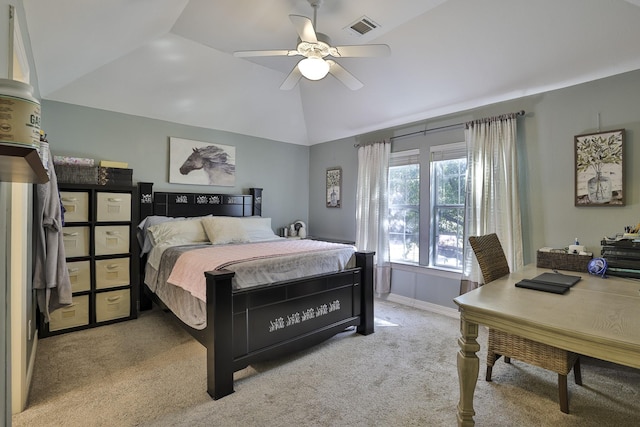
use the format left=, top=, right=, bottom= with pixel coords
left=137, top=183, right=374, bottom=399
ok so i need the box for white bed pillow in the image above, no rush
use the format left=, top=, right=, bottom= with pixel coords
left=240, top=217, right=280, bottom=242
left=202, top=216, right=250, bottom=245
left=147, top=217, right=208, bottom=246
left=137, top=215, right=185, bottom=255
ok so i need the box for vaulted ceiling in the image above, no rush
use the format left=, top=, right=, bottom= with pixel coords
left=23, top=0, right=640, bottom=145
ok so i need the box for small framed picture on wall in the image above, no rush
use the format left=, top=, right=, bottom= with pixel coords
left=326, top=167, right=342, bottom=208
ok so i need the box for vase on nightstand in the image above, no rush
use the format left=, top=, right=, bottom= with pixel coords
left=587, top=171, right=611, bottom=203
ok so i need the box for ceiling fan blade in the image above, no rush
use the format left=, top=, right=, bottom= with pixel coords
left=289, top=15, right=317, bottom=43
left=329, top=44, right=391, bottom=58
left=234, top=49, right=298, bottom=58
left=326, top=60, right=363, bottom=90
left=280, top=66, right=302, bottom=90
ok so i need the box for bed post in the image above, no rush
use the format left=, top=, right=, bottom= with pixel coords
left=355, top=251, right=375, bottom=336
left=204, top=270, right=236, bottom=399
left=249, top=187, right=262, bottom=216
left=138, top=182, right=154, bottom=311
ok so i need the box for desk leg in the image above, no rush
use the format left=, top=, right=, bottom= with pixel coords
left=457, top=313, right=480, bottom=427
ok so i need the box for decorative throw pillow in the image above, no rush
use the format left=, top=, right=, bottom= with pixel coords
left=201, top=216, right=250, bottom=245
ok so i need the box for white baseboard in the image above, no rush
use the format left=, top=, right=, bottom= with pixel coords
left=382, top=294, right=460, bottom=320
left=25, top=333, right=38, bottom=408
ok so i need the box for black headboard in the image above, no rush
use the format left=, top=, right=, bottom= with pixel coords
left=136, top=183, right=262, bottom=311
left=137, top=182, right=262, bottom=220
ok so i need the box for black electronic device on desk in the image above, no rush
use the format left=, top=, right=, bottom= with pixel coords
left=515, top=272, right=582, bottom=294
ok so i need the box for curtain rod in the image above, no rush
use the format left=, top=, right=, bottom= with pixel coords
left=354, top=110, right=525, bottom=147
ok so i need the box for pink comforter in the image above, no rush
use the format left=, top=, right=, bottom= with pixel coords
left=167, top=239, right=353, bottom=301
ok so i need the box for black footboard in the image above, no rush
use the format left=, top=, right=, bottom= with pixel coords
left=201, top=251, right=375, bottom=399
left=136, top=184, right=375, bottom=399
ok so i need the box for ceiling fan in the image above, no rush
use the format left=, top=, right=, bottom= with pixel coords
left=233, top=0, right=391, bottom=90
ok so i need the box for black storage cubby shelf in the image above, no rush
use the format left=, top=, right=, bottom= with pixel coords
left=39, top=183, right=139, bottom=337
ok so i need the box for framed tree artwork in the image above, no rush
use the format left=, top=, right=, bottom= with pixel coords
left=575, top=129, right=624, bottom=206
left=326, top=167, right=342, bottom=208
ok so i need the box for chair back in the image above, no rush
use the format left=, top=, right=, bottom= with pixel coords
left=468, top=233, right=510, bottom=283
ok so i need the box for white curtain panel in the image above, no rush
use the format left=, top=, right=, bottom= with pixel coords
left=356, top=141, right=391, bottom=294
left=459, top=115, right=524, bottom=294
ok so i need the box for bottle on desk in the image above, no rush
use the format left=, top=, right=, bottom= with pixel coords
left=569, top=237, right=585, bottom=254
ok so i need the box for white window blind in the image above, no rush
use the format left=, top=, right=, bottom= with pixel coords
left=390, top=149, right=420, bottom=166
left=430, top=142, right=466, bottom=161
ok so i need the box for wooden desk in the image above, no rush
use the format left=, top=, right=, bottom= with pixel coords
left=453, top=264, right=640, bottom=426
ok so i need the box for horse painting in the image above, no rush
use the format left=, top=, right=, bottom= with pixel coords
left=178, top=144, right=235, bottom=186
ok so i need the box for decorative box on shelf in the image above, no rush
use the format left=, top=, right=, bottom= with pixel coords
left=536, top=250, right=592, bottom=272
left=55, top=164, right=98, bottom=184
left=98, top=166, right=132, bottom=186
left=55, top=164, right=132, bottom=186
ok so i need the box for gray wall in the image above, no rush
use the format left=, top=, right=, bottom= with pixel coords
left=308, top=139, right=359, bottom=240
left=310, top=69, right=640, bottom=309
left=39, top=70, right=640, bottom=311
left=41, top=100, right=310, bottom=232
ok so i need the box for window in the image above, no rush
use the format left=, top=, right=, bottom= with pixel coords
left=388, top=150, right=420, bottom=263
left=387, top=143, right=467, bottom=271
left=430, top=143, right=467, bottom=270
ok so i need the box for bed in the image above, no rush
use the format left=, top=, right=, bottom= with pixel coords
left=136, top=182, right=374, bottom=399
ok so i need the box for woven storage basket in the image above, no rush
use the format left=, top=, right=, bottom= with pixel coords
left=55, top=165, right=98, bottom=184
left=536, top=251, right=592, bottom=272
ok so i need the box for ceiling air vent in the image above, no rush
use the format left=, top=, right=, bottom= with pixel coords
left=346, top=16, right=380, bottom=36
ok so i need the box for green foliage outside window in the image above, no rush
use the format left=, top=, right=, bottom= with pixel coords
left=433, top=159, right=466, bottom=269
left=389, top=164, right=419, bottom=263
left=387, top=151, right=466, bottom=268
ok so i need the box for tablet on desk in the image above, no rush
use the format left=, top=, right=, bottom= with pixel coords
left=531, top=272, right=581, bottom=287
left=515, top=279, right=571, bottom=294
left=514, top=272, right=581, bottom=294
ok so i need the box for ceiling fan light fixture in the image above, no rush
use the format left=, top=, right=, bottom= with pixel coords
left=235, top=2, right=389, bottom=90
left=298, top=56, right=330, bottom=80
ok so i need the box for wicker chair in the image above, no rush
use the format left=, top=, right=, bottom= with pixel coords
left=468, top=233, right=582, bottom=414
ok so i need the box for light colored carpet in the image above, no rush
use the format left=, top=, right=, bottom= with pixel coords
left=12, top=300, right=640, bottom=426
